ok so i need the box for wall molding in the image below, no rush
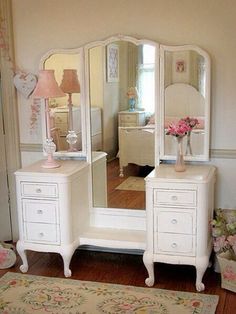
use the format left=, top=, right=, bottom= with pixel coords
left=20, top=143, right=43, bottom=152
left=210, top=149, right=236, bottom=159
left=20, top=145, right=236, bottom=159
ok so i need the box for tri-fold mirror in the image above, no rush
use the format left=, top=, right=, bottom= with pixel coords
left=39, top=35, right=210, bottom=211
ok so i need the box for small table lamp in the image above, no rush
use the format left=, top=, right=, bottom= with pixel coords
left=127, top=87, right=139, bottom=112
left=32, top=70, right=66, bottom=168
left=60, top=69, right=80, bottom=152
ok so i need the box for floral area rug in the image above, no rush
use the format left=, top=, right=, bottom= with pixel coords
left=0, top=272, right=219, bottom=313
left=116, top=176, right=145, bottom=192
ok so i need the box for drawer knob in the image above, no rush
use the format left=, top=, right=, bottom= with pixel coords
left=39, top=232, right=44, bottom=237
left=171, top=195, right=178, bottom=201
left=171, top=242, right=177, bottom=248
left=36, top=188, right=42, bottom=193
left=37, top=210, right=43, bottom=215
left=171, top=219, right=177, bottom=224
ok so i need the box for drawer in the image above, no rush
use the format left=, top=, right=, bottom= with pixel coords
left=154, top=189, right=196, bottom=207
left=24, top=222, right=60, bottom=244
left=155, top=209, right=195, bottom=235
left=120, top=122, right=137, bottom=127
left=21, top=182, right=58, bottom=198
left=23, top=199, right=58, bottom=224
left=119, top=114, right=137, bottom=123
left=155, top=233, right=195, bottom=255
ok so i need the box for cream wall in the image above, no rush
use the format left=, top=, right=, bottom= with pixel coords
left=12, top=0, right=236, bottom=208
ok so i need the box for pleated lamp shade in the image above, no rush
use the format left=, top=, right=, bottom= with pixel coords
left=60, top=69, right=80, bottom=94
left=32, top=70, right=65, bottom=98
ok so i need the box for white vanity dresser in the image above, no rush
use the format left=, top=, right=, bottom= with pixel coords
left=15, top=159, right=90, bottom=277
left=143, top=164, right=216, bottom=292
left=15, top=35, right=214, bottom=292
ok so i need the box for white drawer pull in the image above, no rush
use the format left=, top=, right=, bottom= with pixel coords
left=39, top=232, right=44, bottom=237
left=171, top=195, right=178, bottom=201
left=37, top=210, right=43, bottom=215
left=36, top=188, right=42, bottom=193
left=171, top=242, right=177, bottom=248
left=171, top=219, right=177, bottom=224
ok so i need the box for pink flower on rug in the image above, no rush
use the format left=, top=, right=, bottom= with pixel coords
left=191, top=300, right=202, bottom=308
left=118, top=302, right=135, bottom=310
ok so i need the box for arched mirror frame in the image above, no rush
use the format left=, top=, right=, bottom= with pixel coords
left=39, top=47, right=88, bottom=158
left=159, top=44, right=211, bottom=161
left=84, top=35, right=160, bottom=166
left=84, top=35, right=160, bottom=213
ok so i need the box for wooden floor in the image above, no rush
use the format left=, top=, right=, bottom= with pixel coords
left=107, top=158, right=153, bottom=209
left=0, top=248, right=235, bottom=313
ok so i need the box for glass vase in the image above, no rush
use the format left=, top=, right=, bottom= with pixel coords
left=175, top=136, right=186, bottom=172
left=185, top=131, right=192, bottom=155
left=66, top=130, right=78, bottom=152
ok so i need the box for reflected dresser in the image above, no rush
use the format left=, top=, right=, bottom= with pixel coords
left=15, top=159, right=90, bottom=277
left=143, top=164, right=216, bottom=291
left=118, top=110, right=146, bottom=127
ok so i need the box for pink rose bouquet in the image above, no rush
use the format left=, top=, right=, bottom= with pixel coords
left=166, top=119, right=191, bottom=137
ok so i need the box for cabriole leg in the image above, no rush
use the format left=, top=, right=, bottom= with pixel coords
left=61, top=247, right=74, bottom=277
left=16, top=241, right=28, bottom=273
left=143, top=251, right=155, bottom=287
left=195, top=257, right=209, bottom=292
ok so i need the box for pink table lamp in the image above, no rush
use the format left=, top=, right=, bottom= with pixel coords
left=32, top=70, right=65, bottom=168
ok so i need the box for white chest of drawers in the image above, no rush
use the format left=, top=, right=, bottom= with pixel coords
left=143, top=164, right=216, bottom=291
left=15, top=159, right=89, bottom=277
left=118, top=110, right=146, bottom=127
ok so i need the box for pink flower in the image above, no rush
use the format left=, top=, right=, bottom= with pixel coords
left=213, top=235, right=228, bottom=253
left=181, top=116, right=199, bottom=129
left=0, top=250, right=8, bottom=263
left=166, top=119, right=191, bottom=137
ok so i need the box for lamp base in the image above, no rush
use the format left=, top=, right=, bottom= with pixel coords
left=68, top=146, right=78, bottom=152
left=41, top=156, right=60, bottom=169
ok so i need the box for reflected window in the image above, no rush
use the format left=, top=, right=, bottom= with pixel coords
left=137, top=45, right=155, bottom=113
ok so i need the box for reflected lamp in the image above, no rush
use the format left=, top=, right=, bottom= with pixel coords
left=60, top=69, right=80, bottom=152
left=32, top=70, right=65, bottom=168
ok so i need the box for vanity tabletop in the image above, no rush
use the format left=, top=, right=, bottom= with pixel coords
left=15, top=159, right=89, bottom=178
left=146, top=163, right=216, bottom=183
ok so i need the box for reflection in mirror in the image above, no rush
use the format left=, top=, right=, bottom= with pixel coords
left=160, top=46, right=210, bottom=161
left=44, top=53, right=82, bottom=153
left=88, top=39, right=157, bottom=210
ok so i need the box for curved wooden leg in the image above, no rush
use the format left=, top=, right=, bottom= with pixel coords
left=195, top=257, right=209, bottom=292
left=16, top=241, right=28, bottom=273
left=143, top=251, right=155, bottom=287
